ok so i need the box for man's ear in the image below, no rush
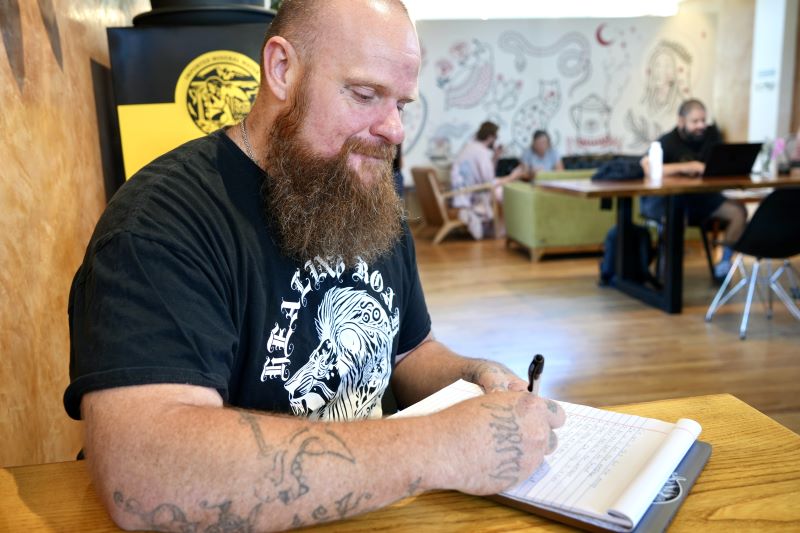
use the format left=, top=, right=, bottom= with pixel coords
left=262, top=36, right=300, bottom=102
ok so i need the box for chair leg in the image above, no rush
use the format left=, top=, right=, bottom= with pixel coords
left=740, top=259, right=760, bottom=340
left=770, top=267, right=800, bottom=321
left=699, top=223, right=716, bottom=281
left=785, top=260, right=800, bottom=300
left=432, top=221, right=461, bottom=245
left=706, top=254, right=743, bottom=321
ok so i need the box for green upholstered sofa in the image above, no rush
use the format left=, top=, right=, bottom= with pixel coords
left=503, top=169, right=620, bottom=261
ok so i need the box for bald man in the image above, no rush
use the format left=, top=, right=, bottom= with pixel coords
left=64, top=1, right=564, bottom=531
left=640, top=99, right=747, bottom=279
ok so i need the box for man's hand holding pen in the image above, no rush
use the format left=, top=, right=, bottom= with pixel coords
left=442, top=356, right=564, bottom=496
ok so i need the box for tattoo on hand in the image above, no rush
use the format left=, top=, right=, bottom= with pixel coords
left=546, top=400, right=559, bottom=415
left=470, top=361, right=516, bottom=391
left=481, top=403, right=524, bottom=484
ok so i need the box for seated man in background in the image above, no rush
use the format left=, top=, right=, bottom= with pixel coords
left=451, top=121, right=526, bottom=239
left=639, top=98, right=747, bottom=279
left=64, top=1, right=564, bottom=531
left=520, top=129, right=564, bottom=177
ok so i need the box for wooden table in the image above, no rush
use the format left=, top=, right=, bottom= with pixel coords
left=538, top=174, right=800, bottom=314
left=3, top=394, right=799, bottom=532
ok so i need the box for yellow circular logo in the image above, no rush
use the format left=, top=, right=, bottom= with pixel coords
left=176, top=50, right=260, bottom=134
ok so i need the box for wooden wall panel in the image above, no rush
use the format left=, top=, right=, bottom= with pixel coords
left=0, top=0, right=149, bottom=467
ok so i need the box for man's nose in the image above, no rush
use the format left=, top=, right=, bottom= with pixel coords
left=370, top=105, right=405, bottom=146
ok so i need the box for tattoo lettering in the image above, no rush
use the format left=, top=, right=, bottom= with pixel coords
left=311, top=505, right=329, bottom=522
left=291, top=514, right=305, bottom=528
left=481, top=403, right=524, bottom=483
left=335, top=491, right=373, bottom=519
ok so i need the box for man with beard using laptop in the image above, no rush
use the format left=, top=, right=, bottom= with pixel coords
left=64, top=1, right=565, bottom=531
left=640, top=98, right=747, bottom=279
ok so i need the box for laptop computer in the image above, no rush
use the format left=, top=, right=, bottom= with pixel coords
left=703, top=143, right=762, bottom=177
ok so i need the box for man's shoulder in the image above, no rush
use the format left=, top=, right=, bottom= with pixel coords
left=658, top=127, right=681, bottom=145
left=91, top=131, right=246, bottom=250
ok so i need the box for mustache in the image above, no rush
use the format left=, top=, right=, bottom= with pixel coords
left=344, top=137, right=397, bottom=162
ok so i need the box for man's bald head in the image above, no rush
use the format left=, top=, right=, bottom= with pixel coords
left=262, top=0, right=411, bottom=73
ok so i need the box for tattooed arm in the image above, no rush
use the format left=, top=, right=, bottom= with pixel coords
left=391, top=334, right=528, bottom=409
left=82, top=381, right=564, bottom=532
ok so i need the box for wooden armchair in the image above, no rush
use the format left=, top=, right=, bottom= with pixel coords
left=410, top=166, right=500, bottom=244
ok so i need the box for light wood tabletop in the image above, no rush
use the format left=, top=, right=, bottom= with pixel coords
left=2, top=394, right=798, bottom=532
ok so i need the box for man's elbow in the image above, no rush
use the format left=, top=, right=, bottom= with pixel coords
left=85, top=454, right=144, bottom=531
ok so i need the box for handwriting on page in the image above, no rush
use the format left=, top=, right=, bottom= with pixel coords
left=505, top=402, right=674, bottom=515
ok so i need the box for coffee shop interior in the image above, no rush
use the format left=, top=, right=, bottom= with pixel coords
left=2, top=0, right=799, bottom=480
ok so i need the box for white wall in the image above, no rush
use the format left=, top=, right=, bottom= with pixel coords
left=401, top=14, right=719, bottom=178
left=747, top=0, right=798, bottom=142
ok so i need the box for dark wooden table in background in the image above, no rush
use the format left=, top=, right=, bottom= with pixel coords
left=538, top=173, right=800, bottom=313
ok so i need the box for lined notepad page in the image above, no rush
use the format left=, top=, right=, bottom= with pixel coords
left=502, top=402, right=700, bottom=529
left=392, top=380, right=701, bottom=530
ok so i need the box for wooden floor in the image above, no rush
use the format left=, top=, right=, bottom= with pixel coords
left=412, top=231, right=800, bottom=434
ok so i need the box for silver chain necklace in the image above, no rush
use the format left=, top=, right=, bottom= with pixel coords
left=240, top=116, right=256, bottom=164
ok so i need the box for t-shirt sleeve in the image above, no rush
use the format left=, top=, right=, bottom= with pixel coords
left=64, top=231, right=238, bottom=420
left=395, top=225, right=432, bottom=355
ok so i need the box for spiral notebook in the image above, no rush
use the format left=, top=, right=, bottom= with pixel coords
left=393, top=380, right=711, bottom=532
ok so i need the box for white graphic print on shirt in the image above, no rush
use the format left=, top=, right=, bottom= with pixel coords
left=263, top=257, right=400, bottom=421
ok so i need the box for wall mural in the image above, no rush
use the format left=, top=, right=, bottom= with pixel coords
left=499, top=30, right=592, bottom=97
left=405, top=15, right=716, bottom=173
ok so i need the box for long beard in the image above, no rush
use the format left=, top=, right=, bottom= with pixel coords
left=261, top=83, right=404, bottom=266
left=680, top=126, right=705, bottom=145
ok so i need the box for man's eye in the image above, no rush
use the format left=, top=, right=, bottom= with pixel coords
left=352, top=89, right=375, bottom=102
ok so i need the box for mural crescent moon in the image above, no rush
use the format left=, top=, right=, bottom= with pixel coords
left=596, top=23, right=614, bottom=47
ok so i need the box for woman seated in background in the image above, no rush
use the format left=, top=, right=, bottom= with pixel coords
left=520, top=130, right=564, bottom=178
left=451, top=121, right=525, bottom=239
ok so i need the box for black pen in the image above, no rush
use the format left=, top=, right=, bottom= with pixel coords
left=528, top=354, right=545, bottom=396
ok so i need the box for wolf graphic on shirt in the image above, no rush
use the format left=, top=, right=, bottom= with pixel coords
left=284, top=286, right=399, bottom=421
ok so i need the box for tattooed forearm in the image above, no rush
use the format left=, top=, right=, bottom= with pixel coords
left=113, top=417, right=369, bottom=531
left=481, top=402, right=524, bottom=483
left=238, top=411, right=359, bottom=507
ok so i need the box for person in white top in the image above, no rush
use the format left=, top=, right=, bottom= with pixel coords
left=450, top=121, right=525, bottom=238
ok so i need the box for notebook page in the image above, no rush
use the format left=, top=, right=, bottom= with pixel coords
left=608, top=418, right=701, bottom=526
left=502, top=402, right=683, bottom=529
left=390, top=379, right=482, bottom=418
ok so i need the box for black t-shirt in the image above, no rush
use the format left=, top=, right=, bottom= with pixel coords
left=658, top=124, right=721, bottom=164
left=64, top=130, right=431, bottom=422
left=641, top=125, right=724, bottom=221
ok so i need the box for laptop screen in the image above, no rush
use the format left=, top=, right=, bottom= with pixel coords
left=703, top=143, right=762, bottom=177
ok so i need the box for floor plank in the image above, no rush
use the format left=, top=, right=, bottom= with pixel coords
left=413, top=232, right=800, bottom=434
